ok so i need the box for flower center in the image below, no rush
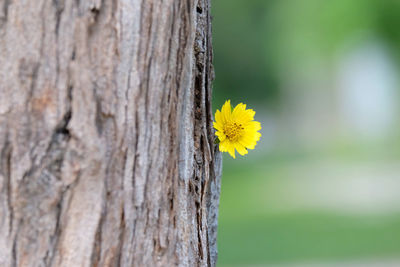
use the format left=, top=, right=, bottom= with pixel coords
left=224, top=122, right=244, bottom=141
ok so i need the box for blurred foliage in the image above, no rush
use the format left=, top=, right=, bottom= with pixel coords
left=217, top=147, right=400, bottom=266
left=219, top=212, right=400, bottom=265
left=212, top=0, right=400, bottom=266
left=212, top=0, right=400, bottom=109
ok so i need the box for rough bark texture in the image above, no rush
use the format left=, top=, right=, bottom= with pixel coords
left=0, top=0, right=222, bottom=266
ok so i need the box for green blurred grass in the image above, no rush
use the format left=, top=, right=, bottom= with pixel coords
left=211, top=0, right=400, bottom=265
left=218, top=213, right=400, bottom=265
left=217, top=144, right=400, bottom=266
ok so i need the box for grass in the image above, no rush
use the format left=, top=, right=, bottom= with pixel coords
left=218, top=213, right=400, bottom=265
left=217, top=144, right=400, bottom=266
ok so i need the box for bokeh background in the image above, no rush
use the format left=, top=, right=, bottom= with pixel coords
left=212, top=1, right=400, bottom=266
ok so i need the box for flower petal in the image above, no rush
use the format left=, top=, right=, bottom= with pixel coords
left=213, top=121, right=224, bottom=132
left=219, top=139, right=230, bottom=152
left=228, top=145, right=236, bottom=159
left=215, top=130, right=226, bottom=142
left=234, top=107, right=255, bottom=123
left=232, top=103, right=246, bottom=119
left=234, top=142, right=248, bottom=156
left=215, top=109, right=224, bottom=125
left=244, top=120, right=261, bottom=131
left=221, top=100, right=232, bottom=123
left=239, top=136, right=256, bottom=149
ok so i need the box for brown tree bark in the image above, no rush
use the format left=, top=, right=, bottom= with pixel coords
left=0, top=0, right=222, bottom=266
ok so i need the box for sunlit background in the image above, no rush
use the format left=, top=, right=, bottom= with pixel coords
left=212, top=1, right=400, bottom=266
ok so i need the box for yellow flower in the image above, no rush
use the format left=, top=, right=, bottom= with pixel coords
left=213, top=100, right=261, bottom=158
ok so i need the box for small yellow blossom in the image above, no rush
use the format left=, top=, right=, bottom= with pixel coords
left=213, top=100, right=261, bottom=158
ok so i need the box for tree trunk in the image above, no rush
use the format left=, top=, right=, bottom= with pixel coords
left=0, top=0, right=222, bottom=266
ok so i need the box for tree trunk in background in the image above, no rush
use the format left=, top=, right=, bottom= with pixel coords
left=0, top=0, right=222, bottom=266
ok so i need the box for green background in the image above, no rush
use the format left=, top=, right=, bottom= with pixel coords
left=212, top=0, right=400, bottom=266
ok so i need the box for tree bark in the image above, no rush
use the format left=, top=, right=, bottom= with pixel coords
left=0, top=0, right=222, bottom=266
